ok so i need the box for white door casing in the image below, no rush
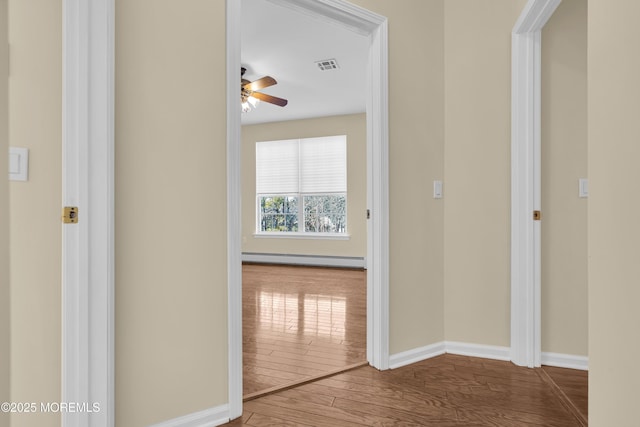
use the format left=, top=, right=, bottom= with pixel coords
left=62, top=0, right=115, bottom=426
left=510, top=0, right=561, bottom=368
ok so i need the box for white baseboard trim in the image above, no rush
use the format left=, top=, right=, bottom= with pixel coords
left=242, top=252, right=366, bottom=269
left=149, top=404, right=230, bottom=427
left=389, top=342, right=589, bottom=372
left=541, top=352, right=589, bottom=371
left=389, top=342, right=446, bottom=369
left=389, top=341, right=512, bottom=370
left=445, top=341, right=511, bottom=362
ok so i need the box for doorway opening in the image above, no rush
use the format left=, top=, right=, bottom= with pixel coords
left=226, top=0, right=389, bottom=418
left=239, top=0, right=371, bottom=400
left=511, top=0, right=588, bottom=375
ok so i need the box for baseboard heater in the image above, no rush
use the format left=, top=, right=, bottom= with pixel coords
left=242, top=252, right=366, bottom=269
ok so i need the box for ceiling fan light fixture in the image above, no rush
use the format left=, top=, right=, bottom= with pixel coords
left=242, top=95, right=260, bottom=113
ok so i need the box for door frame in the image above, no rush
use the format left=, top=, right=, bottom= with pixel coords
left=510, top=0, right=561, bottom=368
left=62, top=0, right=115, bottom=426
left=226, top=0, right=389, bottom=419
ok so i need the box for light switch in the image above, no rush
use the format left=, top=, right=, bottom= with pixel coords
left=579, top=178, right=588, bottom=198
left=9, top=153, right=20, bottom=174
left=9, top=147, right=29, bottom=181
left=433, top=180, right=443, bottom=199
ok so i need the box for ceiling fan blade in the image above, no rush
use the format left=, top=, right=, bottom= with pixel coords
left=244, top=76, right=277, bottom=92
left=251, top=91, right=288, bottom=107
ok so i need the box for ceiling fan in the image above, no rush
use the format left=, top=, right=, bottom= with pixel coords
left=241, top=67, right=288, bottom=112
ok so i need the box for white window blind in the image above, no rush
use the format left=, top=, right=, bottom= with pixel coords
left=300, top=136, right=347, bottom=193
left=255, top=139, right=299, bottom=194
left=256, top=135, right=346, bottom=194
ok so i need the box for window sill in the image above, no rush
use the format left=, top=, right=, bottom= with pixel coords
left=254, top=232, right=350, bottom=241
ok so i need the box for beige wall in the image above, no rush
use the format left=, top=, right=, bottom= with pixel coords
left=541, top=0, right=588, bottom=357
left=242, top=114, right=367, bottom=258
left=588, top=0, right=640, bottom=424
left=9, top=1, right=628, bottom=425
left=116, top=1, right=446, bottom=422
left=115, top=0, right=229, bottom=425
left=0, top=1, right=9, bottom=426
left=347, top=0, right=446, bottom=353
left=443, top=0, right=526, bottom=347
left=8, top=1, right=62, bottom=426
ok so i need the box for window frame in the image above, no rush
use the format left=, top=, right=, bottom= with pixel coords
left=255, top=136, right=349, bottom=239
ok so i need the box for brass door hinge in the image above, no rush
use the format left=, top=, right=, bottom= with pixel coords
left=62, top=206, right=78, bottom=224
left=533, top=210, right=541, bottom=221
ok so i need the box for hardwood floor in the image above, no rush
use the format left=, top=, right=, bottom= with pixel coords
left=243, top=264, right=367, bottom=397
left=226, top=353, right=588, bottom=426
left=239, top=264, right=588, bottom=425
left=542, top=365, right=588, bottom=424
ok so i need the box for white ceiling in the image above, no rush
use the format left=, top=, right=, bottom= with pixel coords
left=241, top=0, right=369, bottom=125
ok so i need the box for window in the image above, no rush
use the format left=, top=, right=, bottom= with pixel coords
left=256, top=135, right=347, bottom=236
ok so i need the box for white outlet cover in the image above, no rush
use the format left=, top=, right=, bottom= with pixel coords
left=9, top=147, right=29, bottom=181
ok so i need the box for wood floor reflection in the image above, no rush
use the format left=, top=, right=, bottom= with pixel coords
left=225, top=354, right=588, bottom=426
left=242, top=264, right=367, bottom=398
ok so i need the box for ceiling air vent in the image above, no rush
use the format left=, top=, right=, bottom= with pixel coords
left=315, top=59, right=340, bottom=71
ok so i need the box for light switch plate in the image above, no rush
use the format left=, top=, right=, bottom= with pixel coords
left=579, top=178, right=588, bottom=198
left=9, top=147, right=29, bottom=181
left=433, top=180, right=443, bottom=199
